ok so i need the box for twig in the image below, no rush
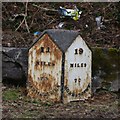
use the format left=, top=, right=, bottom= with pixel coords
left=32, top=4, right=58, bottom=12
left=2, top=4, right=9, bottom=17
left=15, top=1, right=30, bottom=33
left=25, top=19, right=30, bottom=33
left=2, top=16, right=5, bottom=21
left=15, top=16, right=26, bottom=31
left=24, top=1, right=30, bottom=33
left=10, top=13, right=25, bottom=21
left=43, top=19, right=58, bottom=30
left=30, top=5, right=41, bottom=28
left=19, top=34, right=26, bottom=43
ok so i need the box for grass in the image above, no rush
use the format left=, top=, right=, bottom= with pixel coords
left=3, top=88, right=20, bottom=101
left=2, top=86, right=53, bottom=107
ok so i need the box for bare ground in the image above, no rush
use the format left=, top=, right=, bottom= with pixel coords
left=2, top=85, right=120, bottom=119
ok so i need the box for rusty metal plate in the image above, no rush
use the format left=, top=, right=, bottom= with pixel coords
left=28, top=34, right=62, bottom=102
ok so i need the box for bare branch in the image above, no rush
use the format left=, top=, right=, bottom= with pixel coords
left=15, top=17, right=25, bottom=31
left=15, top=1, right=30, bottom=33
left=25, top=19, right=30, bottom=33
left=10, top=13, right=26, bottom=21
left=29, top=5, right=41, bottom=28
left=32, top=4, right=58, bottom=12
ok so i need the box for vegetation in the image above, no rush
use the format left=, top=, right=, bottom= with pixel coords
left=3, top=88, right=21, bottom=101
left=2, top=2, right=120, bottom=48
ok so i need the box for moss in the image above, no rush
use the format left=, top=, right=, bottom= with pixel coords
left=108, top=48, right=119, bottom=60
left=92, top=48, right=107, bottom=75
left=92, top=47, right=119, bottom=83
left=3, top=89, right=21, bottom=101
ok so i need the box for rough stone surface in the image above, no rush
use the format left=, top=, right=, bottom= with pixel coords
left=2, top=47, right=28, bottom=86
left=2, top=47, right=120, bottom=92
left=92, top=47, right=120, bottom=92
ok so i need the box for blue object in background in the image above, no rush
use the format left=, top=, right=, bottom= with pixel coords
left=34, top=31, right=41, bottom=37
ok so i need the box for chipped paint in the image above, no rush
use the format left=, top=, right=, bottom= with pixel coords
left=64, top=35, right=92, bottom=102
left=28, top=34, right=62, bottom=102
left=28, top=33, right=92, bottom=103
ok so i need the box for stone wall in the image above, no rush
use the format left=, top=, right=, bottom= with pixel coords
left=2, top=47, right=120, bottom=92
left=92, top=47, right=120, bottom=92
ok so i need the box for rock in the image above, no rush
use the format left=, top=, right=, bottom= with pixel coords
left=2, top=47, right=28, bottom=86
left=110, top=79, right=120, bottom=92
left=92, top=47, right=120, bottom=92
left=92, top=76, right=103, bottom=93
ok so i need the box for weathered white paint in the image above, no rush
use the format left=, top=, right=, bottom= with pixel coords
left=28, top=48, right=36, bottom=82
left=64, top=35, right=92, bottom=102
left=28, top=34, right=62, bottom=101
left=28, top=33, right=92, bottom=103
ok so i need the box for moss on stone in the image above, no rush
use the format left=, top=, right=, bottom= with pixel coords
left=92, top=47, right=119, bottom=89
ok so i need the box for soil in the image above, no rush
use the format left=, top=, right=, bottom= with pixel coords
left=2, top=85, right=120, bottom=119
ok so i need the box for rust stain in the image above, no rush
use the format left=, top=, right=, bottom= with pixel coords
left=33, top=34, right=62, bottom=60
left=82, top=73, right=90, bottom=90
left=28, top=33, right=62, bottom=102
left=34, top=45, right=38, bottom=50
left=53, top=47, right=62, bottom=60
left=72, top=88, right=82, bottom=97
left=64, top=78, right=68, bottom=86
left=28, top=32, right=92, bottom=103
left=29, top=70, right=32, bottom=75
left=36, top=48, right=40, bottom=56
left=27, top=73, right=60, bottom=102
left=39, top=74, right=52, bottom=92
left=64, top=71, right=68, bottom=87
left=29, top=50, right=32, bottom=56
left=30, top=33, right=62, bottom=73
